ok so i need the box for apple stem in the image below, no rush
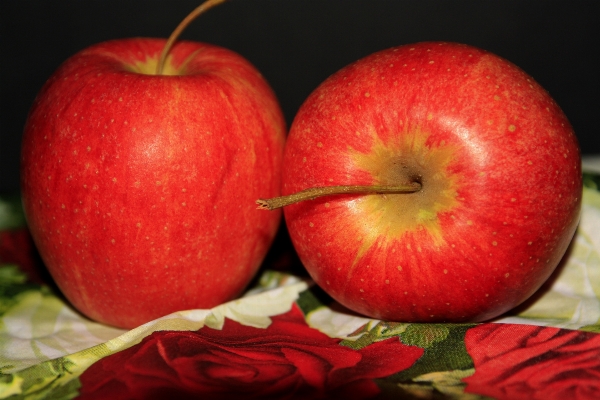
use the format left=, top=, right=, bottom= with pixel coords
left=256, top=183, right=422, bottom=210
left=156, top=0, right=228, bottom=75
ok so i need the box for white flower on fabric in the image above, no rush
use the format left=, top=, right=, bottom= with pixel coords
left=204, top=281, right=309, bottom=329
left=0, top=291, right=125, bottom=374
left=105, top=280, right=308, bottom=352
left=306, top=306, right=378, bottom=340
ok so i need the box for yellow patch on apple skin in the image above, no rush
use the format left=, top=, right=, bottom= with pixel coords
left=348, top=125, right=462, bottom=263
left=127, top=54, right=180, bottom=76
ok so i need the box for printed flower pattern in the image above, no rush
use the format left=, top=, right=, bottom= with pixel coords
left=77, top=305, right=423, bottom=399
left=463, top=324, right=600, bottom=399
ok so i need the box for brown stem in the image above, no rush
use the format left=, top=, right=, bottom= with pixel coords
left=156, top=0, right=228, bottom=75
left=256, top=183, right=422, bottom=210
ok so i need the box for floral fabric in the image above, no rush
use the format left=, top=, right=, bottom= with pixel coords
left=0, top=168, right=599, bottom=399
left=77, top=304, right=423, bottom=400
left=464, top=324, right=600, bottom=399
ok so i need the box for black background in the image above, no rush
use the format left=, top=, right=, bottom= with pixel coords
left=2, top=0, right=599, bottom=194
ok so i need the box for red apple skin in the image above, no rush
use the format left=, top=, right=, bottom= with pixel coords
left=21, top=38, right=286, bottom=328
left=282, top=42, right=581, bottom=323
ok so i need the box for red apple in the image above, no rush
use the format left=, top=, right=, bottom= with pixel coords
left=270, top=42, right=581, bottom=323
left=21, top=37, right=286, bottom=328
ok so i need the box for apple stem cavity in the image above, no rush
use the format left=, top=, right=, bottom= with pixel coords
left=256, top=183, right=422, bottom=210
left=156, top=0, right=228, bottom=75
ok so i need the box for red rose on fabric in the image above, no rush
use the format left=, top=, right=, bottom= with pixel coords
left=78, top=305, right=423, bottom=399
left=463, top=323, right=600, bottom=400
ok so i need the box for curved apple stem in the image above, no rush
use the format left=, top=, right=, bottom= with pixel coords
left=156, top=0, right=228, bottom=75
left=256, top=183, right=422, bottom=210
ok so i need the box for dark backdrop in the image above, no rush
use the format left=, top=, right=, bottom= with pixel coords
left=2, top=0, right=599, bottom=193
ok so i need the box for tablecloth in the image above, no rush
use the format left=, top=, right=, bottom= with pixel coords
left=0, top=163, right=599, bottom=399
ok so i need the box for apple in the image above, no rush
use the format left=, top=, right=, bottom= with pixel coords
left=20, top=3, right=286, bottom=329
left=259, top=42, right=581, bottom=323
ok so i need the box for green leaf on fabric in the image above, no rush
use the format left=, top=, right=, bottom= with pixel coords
left=583, top=171, right=600, bottom=192
left=399, top=323, right=450, bottom=348
left=296, top=285, right=333, bottom=315
left=390, top=368, right=491, bottom=400
left=0, top=196, right=26, bottom=231
left=391, top=323, right=476, bottom=382
left=37, top=378, right=81, bottom=400
left=0, top=357, right=79, bottom=400
left=253, top=270, right=298, bottom=291
left=0, top=266, right=42, bottom=317
left=0, top=266, right=27, bottom=286
left=580, top=321, right=600, bottom=333
left=339, top=321, right=410, bottom=350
